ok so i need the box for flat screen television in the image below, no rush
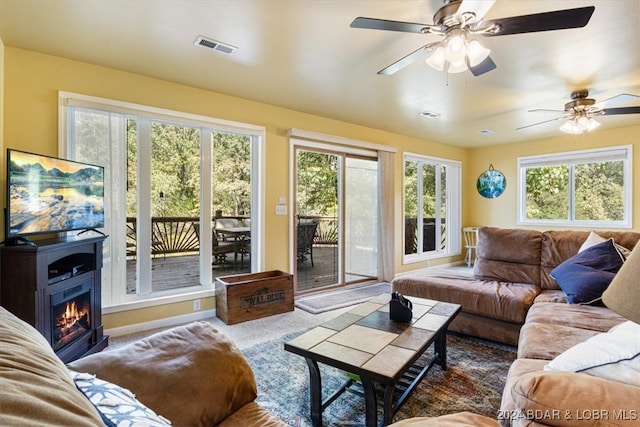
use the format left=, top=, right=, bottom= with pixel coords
left=5, top=149, right=105, bottom=243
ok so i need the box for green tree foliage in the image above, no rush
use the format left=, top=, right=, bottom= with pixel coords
left=125, top=121, right=251, bottom=218
left=526, top=161, right=624, bottom=221
left=296, top=150, right=338, bottom=216
left=525, top=165, right=569, bottom=220
left=212, top=132, right=251, bottom=216
left=575, top=162, right=624, bottom=221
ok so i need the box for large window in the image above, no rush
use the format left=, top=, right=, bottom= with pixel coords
left=403, top=153, right=461, bottom=263
left=61, top=92, right=264, bottom=308
left=518, top=146, right=632, bottom=228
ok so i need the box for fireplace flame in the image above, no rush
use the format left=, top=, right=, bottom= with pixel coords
left=57, top=301, right=89, bottom=330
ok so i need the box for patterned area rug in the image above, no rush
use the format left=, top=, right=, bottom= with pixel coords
left=243, top=331, right=516, bottom=426
left=294, top=282, right=391, bottom=314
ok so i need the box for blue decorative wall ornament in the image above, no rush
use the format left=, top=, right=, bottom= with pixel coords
left=477, top=164, right=506, bottom=199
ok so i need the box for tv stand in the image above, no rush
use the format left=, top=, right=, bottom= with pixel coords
left=0, top=236, right=36, bottom=247
left=0, top=235, right=108, bottom=362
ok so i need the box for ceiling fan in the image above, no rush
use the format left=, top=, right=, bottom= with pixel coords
left=517, top=90, right=640, bottom=134
left=350, top=0, right=595, bottom=76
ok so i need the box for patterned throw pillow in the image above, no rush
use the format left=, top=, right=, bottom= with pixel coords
left=69, top=371, right=171, bottom=426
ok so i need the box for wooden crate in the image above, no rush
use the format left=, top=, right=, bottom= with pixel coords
left=215, top=270, right=294, bottom=325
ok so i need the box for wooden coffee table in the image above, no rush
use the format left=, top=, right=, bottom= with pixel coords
left=284, top=294, right=461, bottom=426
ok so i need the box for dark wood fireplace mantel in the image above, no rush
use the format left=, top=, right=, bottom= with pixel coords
left=0, top=235, right=108, bottom=362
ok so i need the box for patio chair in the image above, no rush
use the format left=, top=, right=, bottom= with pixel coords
left=462, top=227, right=479, bottom=267
left=297, top=221, right=318, bottom=267
left=193, top=223, right=235, bottom=265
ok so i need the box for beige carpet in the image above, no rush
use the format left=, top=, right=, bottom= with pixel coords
left=107, top=306, right=351, bottom=351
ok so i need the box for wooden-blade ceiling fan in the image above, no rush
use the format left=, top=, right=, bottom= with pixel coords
left=350, top=0, right=595, bottom=76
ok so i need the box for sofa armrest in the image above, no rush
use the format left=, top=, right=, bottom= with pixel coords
left=0, top=307, right=104, bottom=426
left=511, top=371, right=640, bottom=426
left=67, top=321, right=257, bottom=426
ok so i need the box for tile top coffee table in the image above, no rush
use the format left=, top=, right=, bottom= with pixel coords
left=284, top=294, right=461, bottom=427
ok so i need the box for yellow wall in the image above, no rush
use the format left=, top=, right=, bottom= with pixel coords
left=3, top=47, right=638, bottom=329
left=2, top=47, right=468, bottom=328
left=467, top=126, right=640, bottom=229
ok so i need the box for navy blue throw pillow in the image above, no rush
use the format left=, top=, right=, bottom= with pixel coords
left=550, top=239, right=624, bottom=304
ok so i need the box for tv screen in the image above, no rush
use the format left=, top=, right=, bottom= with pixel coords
left=6, top=149, right=105, bottom=239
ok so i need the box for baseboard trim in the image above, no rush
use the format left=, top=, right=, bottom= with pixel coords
left=105, top=309, right=216, bottom=337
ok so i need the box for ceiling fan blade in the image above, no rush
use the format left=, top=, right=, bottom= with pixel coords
left=350, top=17, right=432, bottom=34
left=378, top=43, right=437, bottom=75
left=482, top=6, right=595, bottom=37
left=593, top=93, right=639, bottom=109
left=468, top=55, right=496, bottom=76
left=601, top=106, right=640, bottom=115
left=528, top=108, right=566, bottom=113
left=516, top=115, right=568, bottom=131
left=457, top=0, right=496, bottom=24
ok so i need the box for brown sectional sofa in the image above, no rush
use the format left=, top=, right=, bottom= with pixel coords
left=0, top=306, right=286, bottom=426
left=392, top=227, right=640, bottom=426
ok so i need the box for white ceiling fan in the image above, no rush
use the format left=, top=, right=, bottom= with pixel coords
left=350, top=0, right=595, bottom=76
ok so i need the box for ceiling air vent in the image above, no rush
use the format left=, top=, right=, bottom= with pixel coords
left=194, top=36, right=237, bottom=55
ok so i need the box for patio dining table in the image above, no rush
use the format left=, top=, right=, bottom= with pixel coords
left=217, top=226, right=250, bottom=267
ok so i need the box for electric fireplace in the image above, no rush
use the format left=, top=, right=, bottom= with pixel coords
left=0, top=235, right=108, bottom=363
left=51, top=282, right=92, bottom=352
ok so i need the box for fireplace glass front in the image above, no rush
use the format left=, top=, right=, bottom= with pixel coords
left=51, top=281, right=92, bottom=351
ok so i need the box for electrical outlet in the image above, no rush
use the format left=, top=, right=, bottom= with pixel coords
left=193, top=299, right=201, bottom=311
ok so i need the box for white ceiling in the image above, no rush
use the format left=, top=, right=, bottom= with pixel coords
left=0, top=0, right=639, bottom=148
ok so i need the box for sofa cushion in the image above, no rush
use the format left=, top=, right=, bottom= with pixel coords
left=544, top=320, right=640, bottom=387
left=550, top=239, right=624, bottom=304
left=0, top=307, right=104, bottom=426
left=392, top=270, right=539, bottom=324
left=499, top=358, right=548, bottom=424
left=474, top=227, right=543, bottom=285
left=511, top=371, right=640, bottom=426
left=524, top=302, right=626, bottom=333
left=517, top=322, right=600, bottom=360
left=68, top=321, right=257, bottom=426
left=388, top=412, right=501, bottom=426
left=218, top=401, right=289, bottom=427
left=70, top=371, right=171, bottom=426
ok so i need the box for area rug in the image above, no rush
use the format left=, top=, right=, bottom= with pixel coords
left=294, top=282, right=391, bottom=314
left=243, top=331, right=516, bottom=426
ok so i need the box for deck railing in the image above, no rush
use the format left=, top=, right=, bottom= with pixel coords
left=299, top=215, right=338, bottom=246
left=126, top=216, right=249, bottom=257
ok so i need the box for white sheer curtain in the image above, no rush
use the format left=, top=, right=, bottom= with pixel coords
left=377, top=150, right=395, bottom=282
left=66, top=107, right=127, bottom=306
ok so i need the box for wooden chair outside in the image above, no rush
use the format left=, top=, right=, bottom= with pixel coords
left=462, top=227, right=479, bottom=267
left=193, top=223, right=236, bottom=265
left=297, top=221, right=319, bottom=267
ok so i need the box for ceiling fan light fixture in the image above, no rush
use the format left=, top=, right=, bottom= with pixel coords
left=560, top=116, right=601, bottom=134
left=448, top=59, right=468, bottom=73
left=444, top=33, right=466, bottom=63
left=426, top=46, right=446, bottom=71
left=467, top=39, right=491, bottom=67
left=586, top=117, right=601, bottom=132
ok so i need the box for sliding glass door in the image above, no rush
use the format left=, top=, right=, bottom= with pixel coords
left=294, top=146, right=378, bottom=293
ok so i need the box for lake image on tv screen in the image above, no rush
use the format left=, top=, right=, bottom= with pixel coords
left=8, top=152, right=104, bottom=236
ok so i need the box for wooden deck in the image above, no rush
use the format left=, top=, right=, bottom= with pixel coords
left=126, top=246, right=368, bottom=294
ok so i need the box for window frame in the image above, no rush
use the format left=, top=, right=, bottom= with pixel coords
left=402, top=152, right=461, bottom=264
left=517, top=145, right=632, bottom=228
left=59, top=91, right=266, bottom=311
